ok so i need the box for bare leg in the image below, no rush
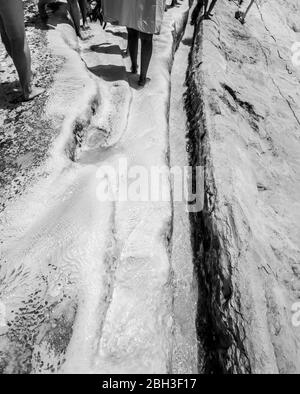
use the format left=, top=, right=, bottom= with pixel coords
left=78, top=0, right=87, bottom=27
left=204, top=0, right=209, bottom=14
left=139, top=32, right=153, bottom=86
left=0, top=16, right=12, bottom=57
left=38, top=0, right=51, bottom=20
left=0, top=0, right=43, bottom=100
left=242, top=0, right=255, bottom=20
left=204, top=0, right=218, bottom=18
left=67, top=0, right=82, bottom=38
left=127, top=28, right=139, bottom=74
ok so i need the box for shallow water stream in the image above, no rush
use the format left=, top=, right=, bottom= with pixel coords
left=0, top=1, right=197, bottom=374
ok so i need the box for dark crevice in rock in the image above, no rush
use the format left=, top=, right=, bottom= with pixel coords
left=221, top=83, right=264, bottom=122
left=184, top=14, right=251, bottom=374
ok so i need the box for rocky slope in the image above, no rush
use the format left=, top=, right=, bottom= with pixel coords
left=188, top=0, right=300, bottom=373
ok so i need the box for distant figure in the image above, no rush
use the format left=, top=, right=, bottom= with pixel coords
left=204, top=0, right=218, bottom=19
left=167, top=0, right=179, bottom=9
left=38, top=0, right=88, bottom=38
left=78, top=0, right=88, bottom=29
left=0, top=0, right=44, bottom=101
left=102, top=0, right=166, bottom=87
left=235, top=0, right=255, bottom=24
left=87, top=0, right=106, bottom=28
left=191, top=0, right=219, bottom=25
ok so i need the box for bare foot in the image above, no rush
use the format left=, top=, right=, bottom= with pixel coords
left=138, top=76, right=147, bottom=86
left=81, top=24, right=90, bottom=31
left=122, top=49, right=129, bottom=58
left=79, top=31, right=91, bottom=41
left=24, top=86, right=45, bottom=101
left=137, top=76, right=150, bottom=89
left=203, top=13, right=213, bottom=20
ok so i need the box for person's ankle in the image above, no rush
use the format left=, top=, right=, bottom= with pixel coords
left=23, top=84, right=45, bottom=101
left=203, top=12, right=213, bottom=19
left=23, top=84, right=32, bottom=100
left=138, top=75, right=147, bottom=86
left=131, top=64, right=138, bottom=73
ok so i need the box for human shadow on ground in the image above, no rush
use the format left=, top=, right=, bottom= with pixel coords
left=91, top=44, right=122, bottom=56
left=88, top=64, right=142, bottom=91
left=26, top=2, right=74, bottom=32
left=0, top=81, right=24, bottom=110
left=181, top=36, right=193, bottom=47
left=89, top=64, right=128, bottom=82
left=91, top=43, right=128, bottom=58
left=105, top=29, right=128, bottom=41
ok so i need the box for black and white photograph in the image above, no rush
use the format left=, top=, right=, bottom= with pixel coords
left=0, top=0, right=299, bottom=378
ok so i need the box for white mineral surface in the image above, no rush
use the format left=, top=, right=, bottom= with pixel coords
left=0, top=0, right=299, bottom=374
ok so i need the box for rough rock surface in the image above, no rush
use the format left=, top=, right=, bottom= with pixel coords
left=0, top=0, right=197, bottom=374
left=187, top=0, right=300, bottom=373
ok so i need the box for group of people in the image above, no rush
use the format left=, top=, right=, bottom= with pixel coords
left=39, top=0, right=88, bottom=38
left=191, top=0, right=218, bottom=25
left=0, top=0, right=221, bottom=100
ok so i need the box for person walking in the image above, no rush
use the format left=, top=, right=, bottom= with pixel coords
left=102, top=0, right=166, bottom=87
left=0, top=0, right=44, bottom=101
left=191, top=0, right=219, bottom=25
left=39, top=0, right=88, bottom=38
left=204, top=0, right=218, bottom=19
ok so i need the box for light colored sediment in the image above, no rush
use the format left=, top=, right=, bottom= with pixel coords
left=0, top=0, right=195, bottom=374
left=169, top=6, right=198, bottom=374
